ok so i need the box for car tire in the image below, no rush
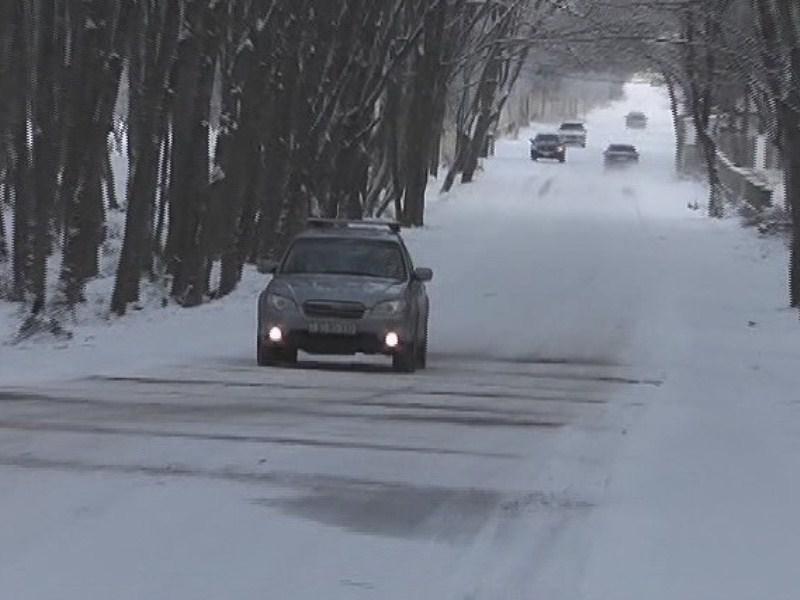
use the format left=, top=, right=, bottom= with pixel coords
left=257, top=340, right=297, bottom=367
left=393, top=341, right=417, bottom=373
left=282, top=346, right=298, bottom=365
left=531, top=154, right=538, bottom=161
left=257, top=341, right=276, bottom=366
left=416, top=321, right=428, bottom=369
left=558, top=155, right=565, bottom=163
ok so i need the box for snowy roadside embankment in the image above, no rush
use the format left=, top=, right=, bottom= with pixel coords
left=581, top=216, right=800, bottom=600
left=0, top=268, right=266, bottom=386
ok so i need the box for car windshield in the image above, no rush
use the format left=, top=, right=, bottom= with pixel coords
left=628, top=112, right=645, bottom=119
left=560, top=123, right=584, bottom=130
left=536, top=134, right=560, bottom=142
left=608, top=144, right=636, bottom=152
left=281, top=238, right=407, bottom=280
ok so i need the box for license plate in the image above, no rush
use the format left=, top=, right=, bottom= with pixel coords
left=308, top=320, right=357, bottom=336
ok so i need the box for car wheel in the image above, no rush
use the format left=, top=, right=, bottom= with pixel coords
left=531, top=154, right=538, bottom=161
left=282, top=346, right=298, bottom=364
left=257, top=340, right=277, bottom=366
left=416, top=320, right=428, bottom=369
left=257, top=340, right=297, bottom=367
left=392, top=341, right=416, bottom=373
left=558, top=155, right=565, bottom=163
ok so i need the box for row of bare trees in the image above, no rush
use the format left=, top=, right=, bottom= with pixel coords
left=3, top=0, right=796, bottom=327
left=0, top=0, right=551, bottom=329
left=568, top=0, right=800, bottom=307
left=657, top=0, right=800, bottom=307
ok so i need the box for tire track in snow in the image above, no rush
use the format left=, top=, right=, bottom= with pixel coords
left=537, top=177, right=555, bottom=198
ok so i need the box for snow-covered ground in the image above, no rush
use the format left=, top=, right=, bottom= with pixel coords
left=1, top=82, right=798, bottom=599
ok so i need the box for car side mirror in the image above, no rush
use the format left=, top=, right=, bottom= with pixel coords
left=413, top=267, right=433, bottom=282
left=257, top=259, right=278, bottom=274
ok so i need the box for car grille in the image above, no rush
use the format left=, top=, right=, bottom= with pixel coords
left=303, top=300, right=366, bottom=319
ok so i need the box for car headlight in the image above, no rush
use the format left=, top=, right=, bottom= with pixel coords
left=266, top=293, right=296, bottom=312
left=371, top=299, right=406, bottom=316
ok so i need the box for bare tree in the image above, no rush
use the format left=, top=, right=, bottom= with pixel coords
left=58, top=0, right=131, bottom=306
left=111, top=1, right=182, bottom=315
left=751, top=0, right=800, bottom=306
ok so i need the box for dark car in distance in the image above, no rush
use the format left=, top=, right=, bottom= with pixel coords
left=530, top=134, right=566, bottom=162
left=604, top=144, right=639, bottom=167
left=625, top=111, right=648, bottom=129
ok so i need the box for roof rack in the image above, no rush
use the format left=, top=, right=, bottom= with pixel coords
left=306, top=218, right=401, bottom=234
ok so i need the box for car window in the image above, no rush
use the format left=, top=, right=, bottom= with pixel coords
left=560, top=123, right=584, bottom=130
left=608, top=144, right=636, bottom=152
left=281, top=238, right=407, bottom=280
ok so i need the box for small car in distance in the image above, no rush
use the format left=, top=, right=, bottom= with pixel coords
left=530, top=133, right=566, bottom=162
left=604, top=144, right=639, bottom=167
left=558, top=121, right=587, bottom=147
left=256, top=219, right=432, bottom=373
left=625, top=111, right=648, bottom=129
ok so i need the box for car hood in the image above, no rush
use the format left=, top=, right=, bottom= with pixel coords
left=269, top=274, right=406, bottom=307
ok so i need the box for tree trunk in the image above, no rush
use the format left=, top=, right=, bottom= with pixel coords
left=166, top=6, right=216, bottom=306
left=104, top=151, right=119, bottom=210
left=111, top=126, right=161, bottom=314
left=665, top=73, right=684, bottom=174
left=399, top=1, right=447, bottom=227
left=0, top=0, right=15, bottom=269
left=786, top=129, right=800, bottom=307
left=461, top=48, right=503, bottom=184
left=11, top=132, right=33, bottom=302
left=111, top=2, right=182, bottom=316
left=696, top=125, right=724, bottom=218
left=27, top=0, right=60, bottom=315
left=428, top=92, right=447, bottom=178
left=10, top=12, right=33, bottom=304
left=60, top=0, right=127, bottom=306
left=127, top=15, right=143, bottom=171
left=217, top=101, right=258, bottom=297
left=461, top=112, right=493, bottom=184
left=0, top=193, right=7, bottom=263
left=781, top=48, right=800, bottom=307
left=152, top=129, right=171, bottom=267
left=441, top=132, right=470, bottom=193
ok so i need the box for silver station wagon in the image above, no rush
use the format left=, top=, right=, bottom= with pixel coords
left=257, top=219, right=432, bottom=372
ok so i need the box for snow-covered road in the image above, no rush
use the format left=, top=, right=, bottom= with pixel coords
left=1, top=83, right=798, bottom=599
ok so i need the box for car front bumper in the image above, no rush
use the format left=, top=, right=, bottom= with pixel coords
left=259, top=310, right=413, bottom=356
left=604, top=156, right=638, bottom=165
left=534, top=147, right=563, bottom=157
left=560, top=136, right=586, bottom=146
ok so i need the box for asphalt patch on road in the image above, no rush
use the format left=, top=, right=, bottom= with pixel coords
left=252, top=484, right=501, bottom=543
left=0, top=454, right=514, bottom=535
